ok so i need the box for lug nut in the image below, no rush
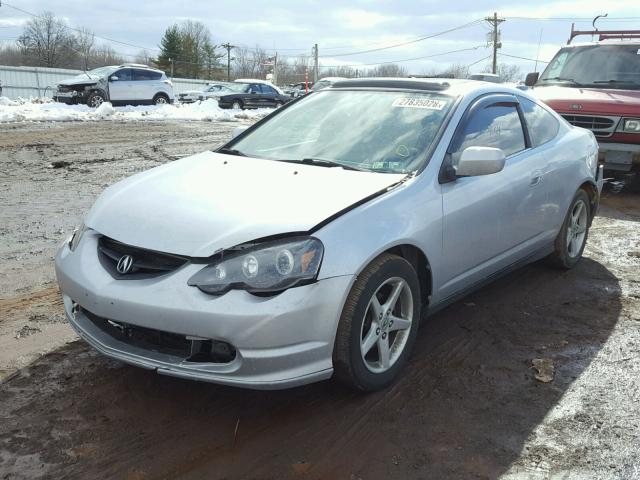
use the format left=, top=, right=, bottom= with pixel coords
left=382, top=333, right=387, bottom=339
left=376, top=328, right=380, bottom=335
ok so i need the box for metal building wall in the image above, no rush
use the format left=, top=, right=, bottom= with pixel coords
left=0, top=65, right=215, bottom=100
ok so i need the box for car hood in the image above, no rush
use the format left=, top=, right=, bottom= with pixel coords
left=179, top=90, right=202, bottom=96
left=531, top=85, right=640, bottom=116
left=57, top=74, right=100, bottom=87
left=85, top=151, right=406, bottom=257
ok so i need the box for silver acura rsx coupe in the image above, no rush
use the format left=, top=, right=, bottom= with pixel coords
left=56, top=78, right=603, bottom=391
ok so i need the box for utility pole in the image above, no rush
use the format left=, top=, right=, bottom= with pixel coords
left=169, top=58, right=174, bottom=80
left=313, top=43, right=319, bottom=83
left=273, top=52, right=278, bottom=84
left=485, top=12, right=505, bottom=74
left=222, top=42, right=235, bottom=82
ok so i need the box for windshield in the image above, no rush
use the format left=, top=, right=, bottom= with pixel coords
left=539, top=44, right=640, bottom=89
left=227, top=83, right=250, bottom=93
left=228, top=90, right=456, bottom=174
left=86, top=66, right=118, bottom=77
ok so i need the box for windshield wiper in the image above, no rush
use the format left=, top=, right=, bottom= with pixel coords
left=218, top=147, right=248, bottom=157
left=592, top=79, right=639, bottom=86
left=541, top=76, right=583, bottom=86
left=282, top=158, right=365, bottom=171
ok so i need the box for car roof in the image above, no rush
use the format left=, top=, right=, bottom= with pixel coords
left=115, top=63, right=164, bottom=73
left=328, top=76, right=531, bottom=99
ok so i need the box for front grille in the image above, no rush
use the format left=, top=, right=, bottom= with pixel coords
left=82, top=308, right=236, bottom=363
left=57, top=85, right=71, bottom=93
left=97, top=236, right=188, bottom=279
left=561, top=114, right=619, bottom=137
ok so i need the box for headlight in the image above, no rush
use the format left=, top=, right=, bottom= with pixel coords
left=68, top=224, right=87, bottom=252
left=188, top=237, right=324, bottom=295
left=622, top=118, right=640, bottom=133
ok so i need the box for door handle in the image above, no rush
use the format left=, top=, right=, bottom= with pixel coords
left=530, top=170, right=543, bottom=187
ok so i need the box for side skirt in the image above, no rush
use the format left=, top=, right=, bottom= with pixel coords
left=426, top=242, right=555, bottom=317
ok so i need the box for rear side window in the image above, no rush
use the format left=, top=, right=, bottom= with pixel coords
left=134, top=69, right=162, bottom=81
left=451, top=103, right=526, bottom=160
left=261, top=85, right=277, bottom=95
left=519, top=97, right=559, bottom=146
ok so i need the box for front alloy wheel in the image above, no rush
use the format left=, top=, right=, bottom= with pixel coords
left=334, top=253, right=420, bottom=391
left=87, top=92, right=105, bottom=108
left=360, top=277, right=413, bottom=373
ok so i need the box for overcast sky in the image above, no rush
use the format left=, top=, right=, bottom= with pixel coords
left=1, top=0, right=639, bottom=76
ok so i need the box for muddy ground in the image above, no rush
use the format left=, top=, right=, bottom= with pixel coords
left=1, top=121, right=639, bottom=480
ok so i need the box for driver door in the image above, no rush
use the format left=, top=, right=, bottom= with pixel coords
left=438, top=94, right=539, bottom=300
left=108, top=68, right=135, bottom=102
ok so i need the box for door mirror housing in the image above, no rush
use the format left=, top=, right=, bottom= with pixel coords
left=456, top=146, right=506, bottom=177
left=524, top=72, right=539, bottom=87
left=231, top=126, right=248, bottom=139
left=109, top=75, right=119, bottom=82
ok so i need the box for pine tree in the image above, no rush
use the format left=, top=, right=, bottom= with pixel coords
left=156, top=25, right=182, bottom=77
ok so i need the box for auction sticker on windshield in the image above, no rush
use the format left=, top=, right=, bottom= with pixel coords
left=392, top=97, right=447, bottom=110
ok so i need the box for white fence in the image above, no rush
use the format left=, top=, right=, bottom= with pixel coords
left=0, top=65, right=213, bottom=100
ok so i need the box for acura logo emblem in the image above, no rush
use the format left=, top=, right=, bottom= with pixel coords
left=570, top=103, right=583, bottom=110
left=116, top=255, right=134, bottom=274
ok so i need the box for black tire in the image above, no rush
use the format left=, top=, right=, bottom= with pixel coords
left=153, top=93, right=170, bottom=105
left=87, top=92, right=106, bottom=108
left=231, top=100, right=243, bottom=110
left=275, top=100, right=284, bottom=107
left=333, top=253, right=421, bottom=392
left=548, top=189, right=591, bottom=269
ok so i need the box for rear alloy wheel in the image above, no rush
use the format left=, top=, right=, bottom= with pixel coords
left=87, top=92, right=106, bottom=108
left=275, top=101, right=284, bottom=108
left=153, top=94, right=169, bottom=105
left=548, top=189, right=591, bottom=269
left=333, top=253, right=420, bottom=391
left=232, top=100, right=243, bottom=110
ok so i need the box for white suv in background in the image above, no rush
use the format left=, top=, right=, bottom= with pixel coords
left=54, top=64, right=175, bottom=107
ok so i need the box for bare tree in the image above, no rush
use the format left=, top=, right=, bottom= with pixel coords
left=484, top=63, right=522, bottom=82
left=74, top=27, right=95, bottom=70
left=18, top=12, right=70, bottom=67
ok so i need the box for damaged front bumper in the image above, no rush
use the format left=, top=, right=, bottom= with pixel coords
left=55, top=230, right=352, bottom=389
left=53, top=89, right=89, bottom=105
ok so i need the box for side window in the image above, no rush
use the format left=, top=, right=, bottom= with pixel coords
left=114, top=69, right=132, bottom=81
left=134, top=69, right=162, bottom=81
left=519, top=97, right=559, bottom=147
left=452, top=103, right=526, bottom=161
left=249, top=84, right=261, bottom=94
left=261, top=85, right=277, bottom=95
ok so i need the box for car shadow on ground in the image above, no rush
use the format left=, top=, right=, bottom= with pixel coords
left=0, top=257, right=621, bottom=480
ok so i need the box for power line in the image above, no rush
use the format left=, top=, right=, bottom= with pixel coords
left=466, top=55, right=492, bottom=67
left=323, top=19, right=484, bottom=58
left=506, top=16, right=640, bottom=22
left=498, top=52, right=550, bottom=63
left=320, top=45, right=485, bottom=68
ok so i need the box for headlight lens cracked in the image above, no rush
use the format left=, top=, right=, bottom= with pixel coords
left=188, top=237, right=324, bottom=295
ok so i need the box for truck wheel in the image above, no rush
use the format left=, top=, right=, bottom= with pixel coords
left=87, top=92, right=106, bottom=108
left=333, top=253, right=420, bottom=392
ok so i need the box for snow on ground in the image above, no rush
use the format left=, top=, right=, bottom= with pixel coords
left=0, top=97, right=273, bottom=123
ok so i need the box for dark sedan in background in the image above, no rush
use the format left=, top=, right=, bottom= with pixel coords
left=217, top=82, right=292, bottom=109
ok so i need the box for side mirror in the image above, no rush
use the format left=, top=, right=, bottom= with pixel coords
left=231, top=126, right=248, bottom=139
left=109, top=75, right=119, bottom=82
left=524, top=72, right=539, bottom=87
left=456, top=146, right=506, bottom=177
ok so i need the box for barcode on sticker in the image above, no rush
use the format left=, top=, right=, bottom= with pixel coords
left=392, top=97, right=447, bottom=110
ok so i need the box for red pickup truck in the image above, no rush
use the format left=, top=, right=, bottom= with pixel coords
left=526, top=28, right=640, bottom=189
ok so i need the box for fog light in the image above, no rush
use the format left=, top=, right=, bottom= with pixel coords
left=242, top=255, right=259, bottom=278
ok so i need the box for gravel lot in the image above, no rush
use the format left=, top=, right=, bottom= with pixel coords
left=1, top=121, right=639, bottom=480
